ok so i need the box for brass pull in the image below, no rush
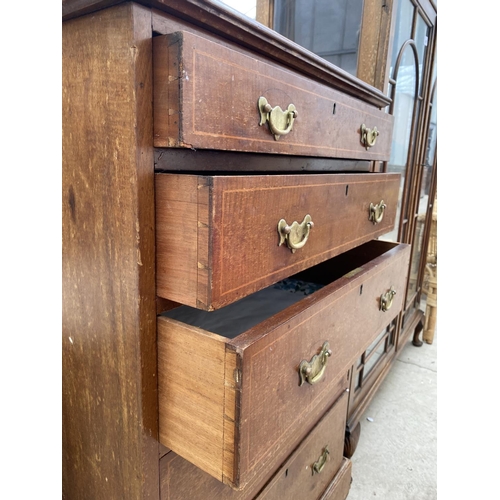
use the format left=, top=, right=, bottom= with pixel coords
left=278, top=214, right=314, bottom=253
left=369, top=200, right=387, bottom=224
left=360, top=124, right=379, bottom=149
left=299, top=342, right=332, bottom=386
left=380, top=287, right=396, bottom=312
left=258, top=96, right=297, bottom=141
left=312, top=446, right=330, bottom=475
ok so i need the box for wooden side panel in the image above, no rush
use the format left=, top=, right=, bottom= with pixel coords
left=319, top=458, right=352, bottom=500
left=257, top=392, right=348, bottom=500
left=157, top=316, right=229, bottom=481
left=62, top=4, right=159, bottom=500
left=153, top=31, right=394, bottom=160
left=155, top=174, right=200, bottom=307
left=233, top=243, right=410, bottom=486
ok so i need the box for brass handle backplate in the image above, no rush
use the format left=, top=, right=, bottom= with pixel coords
left=369, top=200, right=387, bottom=224
left=360, top=124, right=379, bottom=149
left=278, top=214, right=314, bottom=253
left=312, top=446, right=330, bottom=475
left=299, top=341, right=332, bottom=386
left=380, top=287, right=396, bottom=312
left=258, top=96, right=297, bottom=141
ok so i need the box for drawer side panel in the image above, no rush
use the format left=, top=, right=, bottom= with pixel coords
left=155, top=174, right=203, bottom=307
left=157, top=316, right=229, bottom=481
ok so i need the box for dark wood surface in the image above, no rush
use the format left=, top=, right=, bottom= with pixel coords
left=155, top=172, right=401, bottom=310
left=62, top=4, right=159, bottom=499
left=154, top=149, right=372, bottom=173
left=153, top=31, right=394, bottom=160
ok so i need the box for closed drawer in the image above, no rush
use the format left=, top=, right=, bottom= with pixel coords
left=159, top=393, right=348, bottom=500
left=157, top=240, right=410, bottom=489
left=319, top=458, right=352, bottom=500
left=256, top=392, right=348, bottom=500
left=153, top=31, right=393, bottom=160
left=156, top=172, right=401, bottom=310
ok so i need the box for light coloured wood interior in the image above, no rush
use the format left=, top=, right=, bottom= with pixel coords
left=157, top=317, right=233, bottom=481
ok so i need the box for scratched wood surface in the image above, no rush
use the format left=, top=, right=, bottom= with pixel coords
left=62, top=4, right=159, bottom=499
left=153, top=31, right=394, bottom=159
left=155, top=172, right=401, bottom=310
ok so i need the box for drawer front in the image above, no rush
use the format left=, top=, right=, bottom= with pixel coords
left=159, top=394, right=348, bottom=500
left=153, top=31, right=393, bottom=160
left=156, top=172, right=401, bottom=310
left=157, top=241, right=410, bottom=489
left=256, top=392, right=348, bottom=500
left=319, top=458, right=352, bottom=500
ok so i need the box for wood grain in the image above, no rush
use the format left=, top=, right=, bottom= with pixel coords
left=155, top=172, right=401, bottom=310
left=319, top=458, right=352, bottom=500
left=157, top=241, right=408, bottom=489
left=155, top=174, right=199, bottom=307
left=357, top=0, right=395, bottom=94
left=257, top=392, right=348, bottom=500
left=158, top=393, right=349, bottom=500
left=157, top=318, right=231, bottom=481
left=233, top=242, right=409, bottom=486
left=62, top=4, right=158, bottom=499
left=153, top=31, right=394, bottom=159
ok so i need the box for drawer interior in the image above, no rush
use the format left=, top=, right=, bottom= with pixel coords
left=161, top=239, right=397, bottom=339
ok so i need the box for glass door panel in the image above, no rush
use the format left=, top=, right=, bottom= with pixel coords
left=273, top=0, right=364, bottom=75
left=380, top=44, right=418, bottom=242
left=407, top=80, right=437, bottom=301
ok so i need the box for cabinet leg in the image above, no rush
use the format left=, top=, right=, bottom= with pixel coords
left=412, top=319, right=424, bottom=347
left=344, top=422, right=361, bottom=459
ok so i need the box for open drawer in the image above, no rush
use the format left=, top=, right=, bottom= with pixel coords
left=153, top=31, right=393, bottom=160
left=157, top=240, right=410, bottom=489
left=156, top=172, right=401, bottom=310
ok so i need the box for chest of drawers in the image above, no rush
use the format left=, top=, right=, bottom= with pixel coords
left=62, top=2, right=410, bottom=499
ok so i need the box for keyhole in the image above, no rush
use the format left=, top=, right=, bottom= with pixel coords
left=333, top=103, right=337, bottom=115
left=285, top=469, right=289, bottom=477
left=360, top=285, right=363, bottom=295
left=345, top=185, right=349, bottom=196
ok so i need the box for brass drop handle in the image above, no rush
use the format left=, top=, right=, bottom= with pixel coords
left=360, top=124, right=379, bottom=149
left=380, top=287, right=396, bottom=312
left=278, top=214, right=314, bottom=254
left=299, top=342, right=332, bottom=386
left=312, top=446, right=330, bottom=475
left=369, top=200, right=387, bottom=224
left=258, top=96, right=297, bottom=141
